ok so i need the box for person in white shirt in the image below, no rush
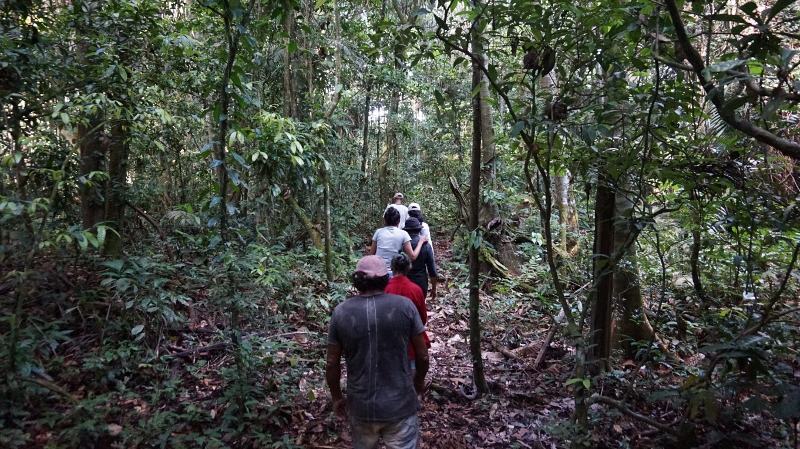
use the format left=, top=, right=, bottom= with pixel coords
left=369, top=206, right=427, bottom=277
left=385, top=192, right=409, bottom=229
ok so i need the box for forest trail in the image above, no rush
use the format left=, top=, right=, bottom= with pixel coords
left=292, top=237, right=585, bottom=448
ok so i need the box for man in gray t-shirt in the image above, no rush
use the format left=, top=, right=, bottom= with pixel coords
left=326, top=255, right=429, bottom=448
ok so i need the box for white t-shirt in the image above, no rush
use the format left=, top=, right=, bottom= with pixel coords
left=372, top=226, right=411, bottom=270
left=385, top=204, right=409, bottom=229
left=420, top=222, right=434, bottom=259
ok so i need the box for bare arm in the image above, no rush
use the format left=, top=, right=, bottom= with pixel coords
left=367, top=240, right=377, bottom=256
left=410, top=333, right=429, bottom=393
left=429, top=275, right=438, bottom=299
left=424, top=245, right=438, bottom=299
left=403, top=236, right=429, bottom=261
left=325, top=344, right=347, bottom=417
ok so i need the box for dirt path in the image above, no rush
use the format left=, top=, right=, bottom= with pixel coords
left=294, top=237, right=577, bottom=448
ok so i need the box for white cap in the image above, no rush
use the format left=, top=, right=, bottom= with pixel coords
left=408, top=203, right=421, bottom=211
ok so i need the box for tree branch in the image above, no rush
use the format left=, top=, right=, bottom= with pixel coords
left=125, top=200, right=174, bottom=260
left=664, top=0, right=800, bottom=160
left=652, top=54, right=693, bottom=72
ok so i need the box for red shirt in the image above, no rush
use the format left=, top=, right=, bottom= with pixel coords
left=385, top=275, right=430, bottom=360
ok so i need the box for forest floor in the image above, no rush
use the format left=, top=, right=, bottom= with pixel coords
left=286, top=238, right=792, bottom=449
left=283, top=239, right=689, bottom=449
left=5, top=237, right=795, bottom=448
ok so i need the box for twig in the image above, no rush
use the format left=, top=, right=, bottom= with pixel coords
left=18, top=375, right=79, bottom=404
left=490, top=340, right=518, bottom=359
left=586, top=395, right=681, bottom=437
left=534, top=322, right=558, bottom=368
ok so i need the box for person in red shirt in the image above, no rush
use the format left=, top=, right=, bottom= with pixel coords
left=385, top=253, right=431, bottom=373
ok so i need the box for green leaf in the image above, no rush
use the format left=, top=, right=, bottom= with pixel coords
left=704, top=392, right=718, bottom=423
left=84, top=232, right=99, bottom=248
left=564, top=377, right=583, bottom=387
left=765, top=0, right=794, bottom=23
left=288, top=42, right=298, bottom=54
left=679, top=375, right=700, bottom=392
left=199, top=142, right=214, bottom=158
left=131, top=324, right=144, bottom=335
left=747, top=60, right=764, bottom=76
left=487, top=64, right=498, bottom=83
left=434, top=90, right=445, bottom=107
left=101, top=259, right=124, bottom=272
left=96, top=226, right=106, bottom=246
left=761, top=96, right=785, bottom=120
left=704, top=59, right=746, bottom=73
left=471, top=84, right=481, bottom=98
left=740, top=2, right=757, bottom=17
left=511, top=121, right=525, bottom=137
left=76, top=233, right=88, bottom=251
left=314, top=0, right=327, bottom=8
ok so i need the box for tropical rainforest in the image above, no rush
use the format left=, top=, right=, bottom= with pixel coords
left=2, top=0, right=800, bottom=447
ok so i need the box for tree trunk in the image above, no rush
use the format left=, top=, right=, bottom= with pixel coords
left=361, top=81, right=371, bottom=175
left=75, top=34, right=105, bottom=231
left=468, top=22, right=489, bottom=397
left=554, top=171, right=579, bottom=255
left=282, top=0, right=297, bottom=120
left=476, top=51, right=522, bottom=276
left=379, top=93, right=399, bottom=207
left=78, top=118, right=105, bottom=230
left=613, top=189, right=656, bottom=359
left=285, top=194, right=324, bottom=251
left=104, top=120, right=129, bottom=257
left=589, top=171, right=615, bottom=371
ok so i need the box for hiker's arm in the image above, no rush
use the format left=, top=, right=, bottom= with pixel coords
left=410, top=333, right=429, bottom=393
left=325, top=344, right=347, bottom=417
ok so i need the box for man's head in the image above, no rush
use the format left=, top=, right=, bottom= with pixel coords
left=408, top=202, right=420, bottom=211
left=383, top=206, right=401, bottom=227
left=408, top=209, right=423, bottom=223
left=391, top=253, right=412, bottom=276
left=351, top=255, right=389, bottom=293
left=404, top=217, right=422, bottom=236
left=393, top=192, right=404, bottom=204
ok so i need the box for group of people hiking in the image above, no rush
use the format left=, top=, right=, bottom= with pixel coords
left=325, top=193, right=439, bottom=448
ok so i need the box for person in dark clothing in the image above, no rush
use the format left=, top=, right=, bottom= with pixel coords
left=403, top=217, right=438, bottom=300
left=408, top=205, right=434, bottom=260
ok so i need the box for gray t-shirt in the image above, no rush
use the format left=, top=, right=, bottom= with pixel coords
left=372, top=226, right=411, bottom=271
left=327, top=293, right=425, bottom=422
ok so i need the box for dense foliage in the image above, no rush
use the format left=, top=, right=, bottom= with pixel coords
left=2, top=0, right=800, bottom=447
